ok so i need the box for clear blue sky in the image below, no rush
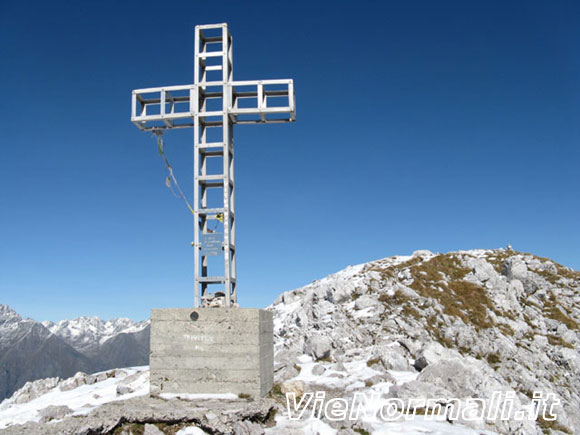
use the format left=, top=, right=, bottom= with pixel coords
left=1, top=0, right=578, bottom=322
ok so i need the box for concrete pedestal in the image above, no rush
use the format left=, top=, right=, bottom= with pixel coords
left=150, top=308, right=273, bottom=397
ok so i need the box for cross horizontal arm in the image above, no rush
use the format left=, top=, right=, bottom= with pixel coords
left=131, top=80, right=296, bottom=131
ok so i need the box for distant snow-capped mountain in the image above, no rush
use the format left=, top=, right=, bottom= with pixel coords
left=0, top=305, right=93, bottom=403
left=0, top=305, right=22, bottom=326
left=42, top=316, right=149, bottom=353
left=0, top=305, right=149, bottom=403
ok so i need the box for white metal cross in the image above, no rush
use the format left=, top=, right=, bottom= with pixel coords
left=131, top=23, right=296, bottom=308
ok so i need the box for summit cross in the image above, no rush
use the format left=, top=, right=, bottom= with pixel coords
left=131, top=23, right=296, bottom=308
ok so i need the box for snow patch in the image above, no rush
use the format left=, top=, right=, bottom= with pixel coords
left=0, top=367, right=149, bottom=429
left=176, top=427, right=208, bottom=435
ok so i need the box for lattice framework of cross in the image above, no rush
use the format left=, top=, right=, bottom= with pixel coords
left=131, top=23, right=296, bottom=308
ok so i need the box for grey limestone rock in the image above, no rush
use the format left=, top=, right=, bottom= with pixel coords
left=311, top=364, right=326, bottom=376
left=270, top=249, right=580, bottom=433
left=234, top=420, right=265, bottom=435
left=38, top=405, right=73, bottom=423
left=304, top=335, right=332, bottom=360
left=143, top=423, right=165, bottom=435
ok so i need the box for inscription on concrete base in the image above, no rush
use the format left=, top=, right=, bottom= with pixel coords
left=150, top=308, right=273, bottom=397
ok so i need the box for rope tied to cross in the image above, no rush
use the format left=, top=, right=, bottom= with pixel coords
left=152, top=129, right=224, bottom=232
left=152, top=129, right=195, bottom=216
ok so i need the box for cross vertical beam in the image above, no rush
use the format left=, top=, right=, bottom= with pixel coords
left=194, top=24, right=236, bottom=308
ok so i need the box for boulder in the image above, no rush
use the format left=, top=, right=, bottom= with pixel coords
left=417, top=358, right=486, bottom=398
left=411, top=250, right=434, bottom=259
left=234, top=421, right=265, bottom=435
left=59, top=372, right=89, bottom=392
left=413, top=356, right=428, bottom=371
left=304, top=335, right=332, bottom=360
left=274, top=349, right=302, bottom=382
left=39, top=405, right=73, bottom=423
left=311, top=364, right=326, bottom=376
left=280, top=380, right=305, bottom=398
left=387, top=379, right=452, bottom=400
left=354, top=295, right=380, bottom=311
left=96, top=372, right=109, bottom=382
left=274, top=363, right=299, bottom=383
left=466, top=257, right=498, bottom=283
left=116, top=384, right=134, bottom=395
left=369, top=342, right=414, bottom=372
left=365, top=373, right=396, bottom=386
left=381, top=351, right=412, bottom=371
left=143, top=424, right=165, bottom=435
left=508, top=279, right=525, bottom=297
left=502, top=258, right=528, bottom=281
left=413, top=342, right=461, bottom=369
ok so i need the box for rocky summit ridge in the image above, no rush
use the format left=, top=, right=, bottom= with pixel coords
left=271, top=248, right=580, bottom=434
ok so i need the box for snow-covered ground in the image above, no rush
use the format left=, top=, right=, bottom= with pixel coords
left=0, top=361, right=497, bottom=434
left=0, top=367, right=149, bottom=429
left=267, top=416, right=495, bottom=435
left=271, top=355, right=497, bottom=435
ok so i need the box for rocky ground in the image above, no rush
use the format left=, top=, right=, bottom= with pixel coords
left=272, top=248, right=580, bottom=434
left=0, top=367, right=276, bottom=434
left=0, top=366, right=488, bottom=434
left=0, top=248, right=578, bottom=434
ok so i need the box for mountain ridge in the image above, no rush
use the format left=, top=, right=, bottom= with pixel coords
left=41, top=316, right=149, bottom=353
left=270, top=248, right=580, bottom=433
left=0, top=305, right=149, bottom=402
